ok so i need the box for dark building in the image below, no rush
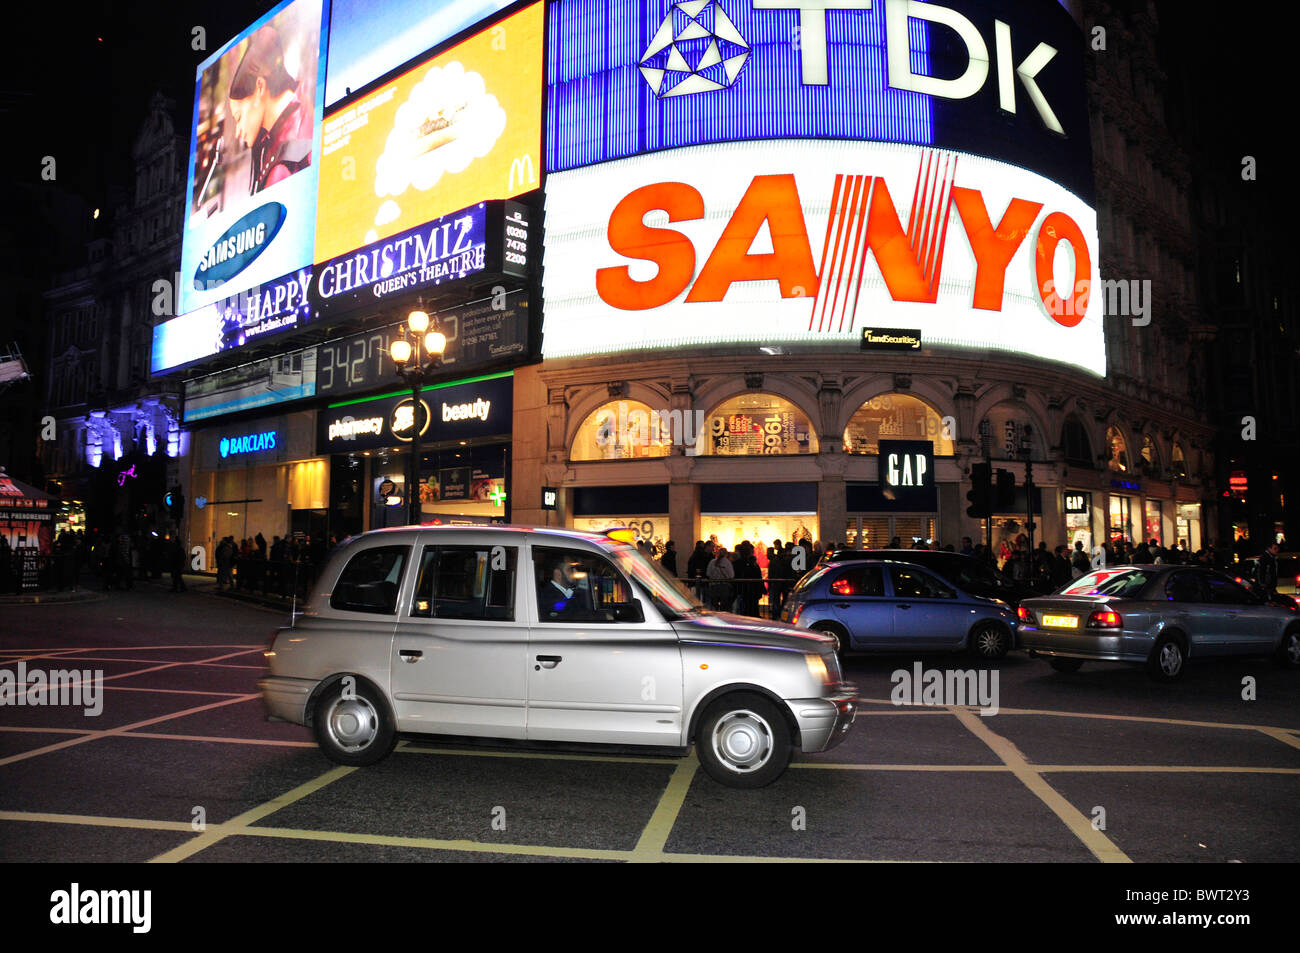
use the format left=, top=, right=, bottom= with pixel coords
left=38, top=93, right=187, bottom=538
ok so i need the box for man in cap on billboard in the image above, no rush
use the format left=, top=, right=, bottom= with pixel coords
left=227, top=23, right=312, bottom=195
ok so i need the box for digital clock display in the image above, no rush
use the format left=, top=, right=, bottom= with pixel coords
left=315, top=290, right=532, bottom=399
left=316, top=329, right=395, bottom=397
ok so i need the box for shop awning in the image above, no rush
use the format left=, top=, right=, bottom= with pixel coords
left=0, top=473, right=59, bottom=507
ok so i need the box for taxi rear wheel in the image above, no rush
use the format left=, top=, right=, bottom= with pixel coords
left=312, top=678, right=396, bottom=766
left=696, top=693, right=792, bottom=789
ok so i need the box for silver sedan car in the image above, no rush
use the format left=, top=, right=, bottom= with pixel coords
left=1018, top=565, right=1300, bottom=680
left=261, top=526, right=857, bottom=787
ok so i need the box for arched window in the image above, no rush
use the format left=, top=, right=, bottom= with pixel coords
left=1140, top=435, right=1161, bottom=477
left=844, top=393, right=954, bottom=455
left=570, top=400, right=675, bottom=461
left=1172, top=444, right=1188, bottom=480
left=1061, top=417, right=1093, bottom=467
left=703, top=393, right=817, bottom=455
left=981, top=404, right=1044, bottom=460
left=1105, top=426, right=1130, bottom=472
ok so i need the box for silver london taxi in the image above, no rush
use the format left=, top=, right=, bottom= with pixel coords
left=260, top=526, right=857, bottom=788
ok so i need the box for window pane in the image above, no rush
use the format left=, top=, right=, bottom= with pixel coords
left=705, top=393, right=817, bottom=455
left=831, top=566, right=884, bottom=597
left=331, top=546, right=408, bottom=614
left=1206, top=574, right=1250, bottom=605
left=412, top=545, right=516, bottom=621
left=534, top=547, right=632, bottom=623
left=844, top=393, right=953, bottom=455
left=890, top=566, right=954, bottom=599
left=1164, top=572, right=1203, bottom=603
left=571, top=400, right=674, bottom=461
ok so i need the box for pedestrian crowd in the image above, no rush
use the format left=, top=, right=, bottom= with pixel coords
left=212, top=532, right=341, bottom=598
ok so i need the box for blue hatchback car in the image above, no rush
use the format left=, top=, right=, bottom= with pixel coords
left=781, top=559, right=1019, bottom=660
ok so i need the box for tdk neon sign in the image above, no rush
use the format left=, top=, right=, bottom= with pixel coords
left=548, top=0, right=1080, bottom=177
left=219, top=431, right=278, bottom=458
left=755, top=1, right=1061, bottom=132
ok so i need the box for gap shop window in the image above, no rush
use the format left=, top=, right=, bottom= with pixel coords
left=704, top=394, right=816, bottom=456
left=571, top=400, right=674, bottom=461
left=843, top=393, right=953, bottom=456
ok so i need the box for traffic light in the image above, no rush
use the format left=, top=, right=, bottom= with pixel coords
left=166, top=486, right=184, bottom=521
left=966, top=462, right=992, bottom=518
left=995, top=468, right=1016, bottom=510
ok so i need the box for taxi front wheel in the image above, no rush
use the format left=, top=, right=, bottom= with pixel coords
left=696, top=693, right=792, bottom=789
left=313, top=678, right=397, bottom=766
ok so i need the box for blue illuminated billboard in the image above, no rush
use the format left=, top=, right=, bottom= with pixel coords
left=179, top=0, right=329, bottom=318
left=546, top=0, right=1091, bottom=199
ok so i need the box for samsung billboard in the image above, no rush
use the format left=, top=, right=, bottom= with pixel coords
left=179, top=0, right=329, bottom=318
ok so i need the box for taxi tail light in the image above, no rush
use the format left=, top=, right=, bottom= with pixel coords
left=1086, top=609, right=1122, bottom=629
left=1017, top=606, right=1037, bottom=626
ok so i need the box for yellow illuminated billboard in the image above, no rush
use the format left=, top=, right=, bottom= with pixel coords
left=314, top=1, right=542, bottom=264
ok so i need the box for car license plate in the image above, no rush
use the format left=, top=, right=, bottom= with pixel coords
left=1042, top=614, right=1078, bottom=629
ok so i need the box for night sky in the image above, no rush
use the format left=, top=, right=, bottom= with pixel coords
left=0, top=0, right=1289, bottom=270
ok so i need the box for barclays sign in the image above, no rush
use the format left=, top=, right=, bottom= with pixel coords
left=219, top=430, right=279, bottom=459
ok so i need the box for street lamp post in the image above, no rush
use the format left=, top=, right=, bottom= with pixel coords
left=389, top=308, right=447, bottom=525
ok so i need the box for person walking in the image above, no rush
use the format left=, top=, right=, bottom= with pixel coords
left=706, top=546, right=735, bottom=611
left=687, top=540, right=711, bottom=599
left=1071, top=541, right=1090, bottom=578
left=732, top=541, right=765, bottom=616
left=1257, top=541, right=1280, bottom=595
left=169, top=535, right=188, bottom=592
left=659, top=540, right=678, bottom=579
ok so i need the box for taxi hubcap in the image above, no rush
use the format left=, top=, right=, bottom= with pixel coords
left=326, top=696, right=378, bottom=751
left=712, top=710, right=773, bottom=772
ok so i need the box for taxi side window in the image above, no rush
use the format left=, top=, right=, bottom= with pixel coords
left=330, top=546, right=409, bottom=614
left=533, top=546, right=632, bottom=623
left=411, top=545, right=517, bottom=621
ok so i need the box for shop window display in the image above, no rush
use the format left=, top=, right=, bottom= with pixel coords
left=844, top=393, right=953, bottom=456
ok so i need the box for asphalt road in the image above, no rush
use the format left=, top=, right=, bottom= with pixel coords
left=3, top=580, right=1298, bottom=864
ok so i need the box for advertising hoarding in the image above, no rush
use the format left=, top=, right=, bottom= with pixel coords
left=180, top=0, right=329, bottom=317
left=325, top=0, right=516, bottom=107
left=182, top=349, right=317, bottom=423
left=542, top=139, right=1105, bottom=374
left=547, top=0, right=1092, bottom=199
left=152, top=267, right=313, bottom=375
left=315, top=2, right=543, bottom=265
